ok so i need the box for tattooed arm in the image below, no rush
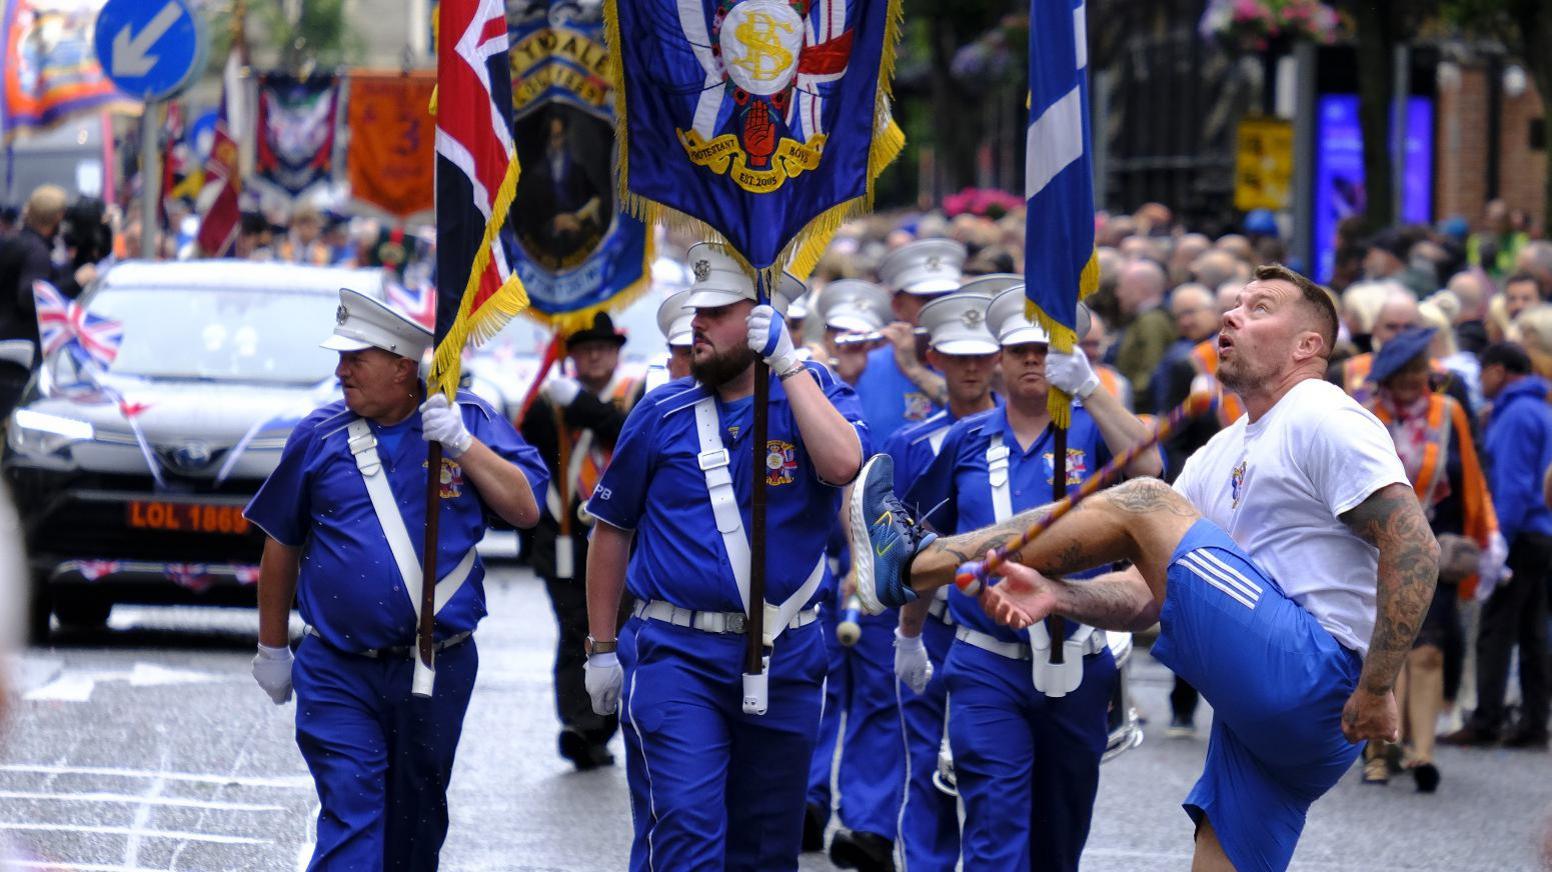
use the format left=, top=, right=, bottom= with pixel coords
left=1337, top=482, right=1440, bottom=741
left=981, top=562, right=1160, bottom=632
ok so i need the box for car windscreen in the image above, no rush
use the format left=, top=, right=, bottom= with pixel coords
left=86, top=286, right=341, bottom=384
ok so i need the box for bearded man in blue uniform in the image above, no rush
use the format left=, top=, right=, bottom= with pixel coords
left=246, top=288, right=547, bottom=871
left=888, top=287, right=1161, bottom=871
left=582, top=242, right=869, bottom=870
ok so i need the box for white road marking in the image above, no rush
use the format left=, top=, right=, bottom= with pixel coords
left=0, top=822, right=269, bottom=845
left=12, top=862, right=167, bottom=872
left=295, top=799, right=319, bottom=871
left=0, top=789, right=284, bottom=811
left=22, top=663, right=233, bottom=703
left=0, top=763, right=310, bottom=789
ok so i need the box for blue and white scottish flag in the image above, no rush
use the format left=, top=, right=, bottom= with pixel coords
left=605, top=0, right=903, bottom=279
left=1024, top=0, right=1098, bottom=424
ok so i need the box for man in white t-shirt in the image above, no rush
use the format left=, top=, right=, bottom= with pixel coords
left=848, top=264, right=1439, bottom=872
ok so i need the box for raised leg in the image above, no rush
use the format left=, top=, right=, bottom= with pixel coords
left=910, top=479, right=1200, bottom=614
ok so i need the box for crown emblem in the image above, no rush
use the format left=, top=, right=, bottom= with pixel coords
left=961, top=308, right=984, bottom=328
left=926, top=255, right=941, bottom=270
left=693, top=259, right=712, bottom=282
left=335, top=304, right=349, bottom=325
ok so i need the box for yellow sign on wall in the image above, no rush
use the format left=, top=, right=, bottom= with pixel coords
left=1234, top=117, right=1294, bottom=211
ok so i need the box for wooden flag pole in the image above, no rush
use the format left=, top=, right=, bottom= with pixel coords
left=1046, top=415, right=1067, bottom=666
left=743, top=274, right=771, bottom=715
left=414, top=437, right=443, bottom=697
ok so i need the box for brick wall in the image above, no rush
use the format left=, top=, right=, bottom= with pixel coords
left=1436, top=62, right=1547, bottom=233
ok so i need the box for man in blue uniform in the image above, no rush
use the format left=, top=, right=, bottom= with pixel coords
left=882, top=276, right=1013, bottom=869
left=890, top=286, right=1160, bottom=871
left=582, top=242, right=869, bottom=870
left=853, top=239, right=966, bottom=443
left=246, top=288, right=548, bottom=871
left=804, top=277, right=892, bottom=861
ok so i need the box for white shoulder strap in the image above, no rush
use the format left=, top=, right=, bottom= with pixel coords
left=693, top=397, right=752, bottom=612
left=986, top=432, right=1012, bottom=522
left=345, top=418, right=475, bottom=620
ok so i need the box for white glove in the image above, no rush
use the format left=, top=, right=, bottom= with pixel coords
left=252, top=643, right=293, bottom=705
left=1046, top=349, right=1100, bottom=399
left=584, top=651, right=623, bottom=715
left=1476, top=531, right=1510, bottom=602
left=747, top=304, right=801, bottom=377
left=894, top=627, right=933, bottom=694
left=420, top=393, right=474, bottom=458
left=541, top=376, right=582, bottom=407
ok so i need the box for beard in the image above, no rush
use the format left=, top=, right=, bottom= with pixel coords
left=690, top=343, right=757, bottom=387
left=1218, top=353, right=1269, bottom=394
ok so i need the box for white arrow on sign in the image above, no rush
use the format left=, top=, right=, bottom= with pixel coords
left=111, top=2, right=183, bottom=78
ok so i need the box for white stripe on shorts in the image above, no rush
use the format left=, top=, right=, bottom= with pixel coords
left=1180, top=553, right=1258, bottom=609
left=1195, top=549, right=1264, bottom=596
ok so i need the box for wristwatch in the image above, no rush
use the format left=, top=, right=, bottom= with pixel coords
left=585, top=635, right=617, bottom=655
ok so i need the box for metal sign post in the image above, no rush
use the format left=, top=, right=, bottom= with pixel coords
left=94, top=0, right=205, bottom=260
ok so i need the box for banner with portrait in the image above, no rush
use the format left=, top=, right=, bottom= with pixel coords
left=504, top=0, right=652, bottom=334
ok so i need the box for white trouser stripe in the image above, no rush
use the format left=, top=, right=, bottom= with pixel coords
left=626, top=670, right=657, bottom=871
left=1182, top=551, right=1261, bottom=603
left=1195, top=549, right=1264, bottom=595
left=1180, top=555, right=1256, bottom=609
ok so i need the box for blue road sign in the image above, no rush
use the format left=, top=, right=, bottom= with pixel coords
left=94, top=0, right=204, bottom=102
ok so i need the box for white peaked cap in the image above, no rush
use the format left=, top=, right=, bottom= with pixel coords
left=320, top=287, right=433, bottom=360
left=918, top=290, right=999, bottom=355
left=877, top=238, right=967, bottom=296
left=657, top=289, right=694, bottom=348
left=817, top=279, right=892, bottom=334
left=987, top=286, right=1051, bottom=347
left=958, top=272, right=1024, bottom=298
left=682, top=241, right=805, bottom=314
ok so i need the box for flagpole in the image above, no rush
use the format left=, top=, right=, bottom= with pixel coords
left=413, top=436, right=443, bottom=697
left=1047, top=403, right=1067, bottom=667
left=743, top=273, right=770, bottom=715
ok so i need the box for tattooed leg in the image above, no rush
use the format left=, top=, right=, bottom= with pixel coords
left=908, top=477, right=1201, bottom=596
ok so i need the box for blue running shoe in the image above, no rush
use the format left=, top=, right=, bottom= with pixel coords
left=848, top=454, right=936, bottom=613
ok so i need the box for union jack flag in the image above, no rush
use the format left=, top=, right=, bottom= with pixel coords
left=74, top=560, right=122, bottom=582
left=429, top=0, right=528, bottom=397
left=166, top=563, right=214, bottom=593
left=387, top=281, right=437, bottom=331
left=34, top=281, right=123, bottom=366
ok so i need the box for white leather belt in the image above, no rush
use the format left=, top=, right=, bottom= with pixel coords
left=927, top=597, right=955, bottom=626
left=634, top=599, right=819, bottom=635
left=954, top=625, right=1106, bottom=661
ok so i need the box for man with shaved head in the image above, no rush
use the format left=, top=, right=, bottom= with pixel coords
left=1148, top=284, right=1219, bottom=413
left=1447, top=271, right=1491, bottom=354
left=1333, top=287, right=1418, bottom=404
left=1112, top=259, right=1177, bottom=405
left=850, top=263, right=1437, bottom=872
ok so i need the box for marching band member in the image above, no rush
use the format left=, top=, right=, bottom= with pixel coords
left=805, top=278, right=896, bottom=860
left=885, top=276, right=1013, bottom=869
left=853, top=239, right=966, bottom=443
left=521, top=312, right=640, bottom=770
left=247, top=289, right=546, bottom=870
left=893, top=287, right=1159, bottom=871
left=582, top=242, right=868, bottom=870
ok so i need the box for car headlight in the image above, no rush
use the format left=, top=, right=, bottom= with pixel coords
left=8, top=408, right=94, bottom=457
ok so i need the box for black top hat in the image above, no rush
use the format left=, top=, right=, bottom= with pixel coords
left=566, top=312, right=628, bottom=348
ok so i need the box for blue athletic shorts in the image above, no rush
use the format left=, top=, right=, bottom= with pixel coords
left=1150, top=519, right=1364, bottom=872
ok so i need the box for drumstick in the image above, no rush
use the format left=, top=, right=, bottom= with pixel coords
left=953, top=386, right=1217, bottom=595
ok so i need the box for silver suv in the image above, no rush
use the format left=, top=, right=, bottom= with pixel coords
left=5, top=260, right=386, bottom=639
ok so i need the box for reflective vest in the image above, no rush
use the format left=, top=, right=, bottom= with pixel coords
left=1369, top=392, right=1500, bottom=600
left=1188, top=339, right=1245, bottom=425
left=552, top=373, right=638, bottom=528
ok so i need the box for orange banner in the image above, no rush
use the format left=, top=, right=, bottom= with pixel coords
left=346, top=72, right=436, bottom=219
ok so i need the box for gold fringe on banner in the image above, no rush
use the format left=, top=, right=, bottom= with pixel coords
left=1027, top=247, right=1100, bottom=428
left=428, top=150, right=531, bottom=400
left=516, top=232, right=659, bottom=336
left=602, top=0, right=905, bottom=290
